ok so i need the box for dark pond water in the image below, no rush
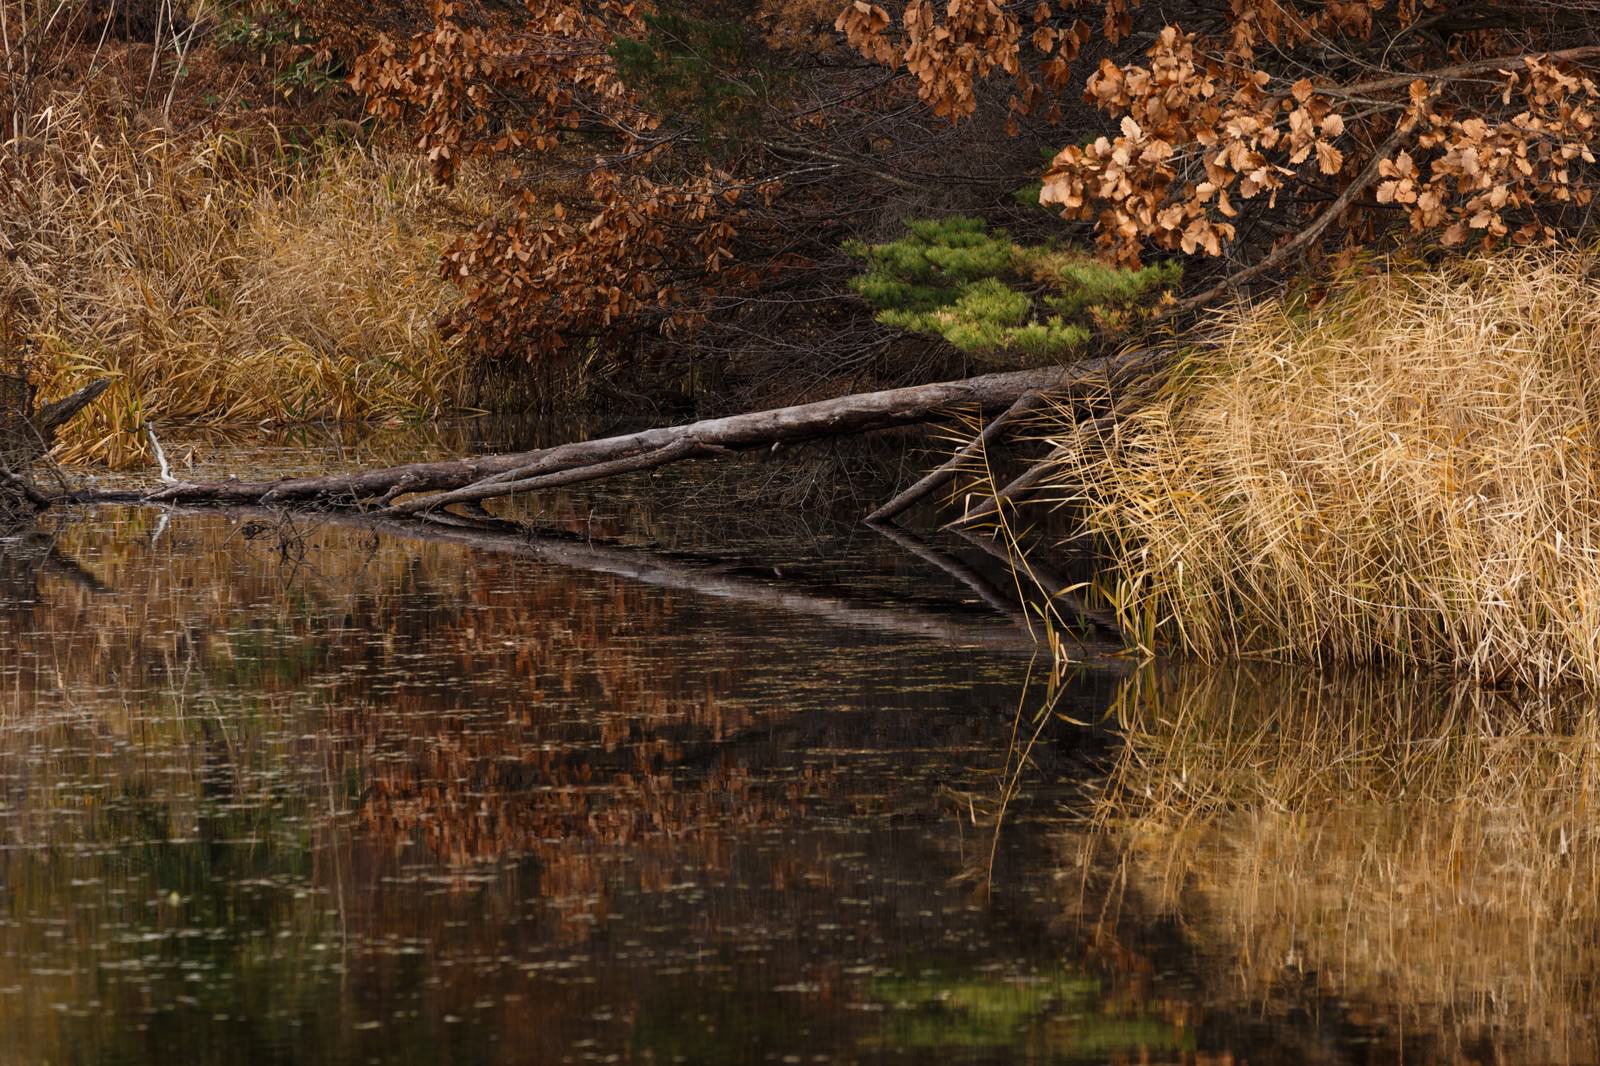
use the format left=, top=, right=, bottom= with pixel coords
left=3, top=428, right=1599, bottom=1065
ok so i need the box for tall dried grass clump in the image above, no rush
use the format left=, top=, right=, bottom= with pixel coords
left=1045, top=250, right=1600, bottom=686
left=2, top=104, right=494, bottom=466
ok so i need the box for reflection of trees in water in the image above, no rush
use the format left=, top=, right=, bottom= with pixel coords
left=11, top=509, right=1532, bottom=1064
left=0, top=507, right=1029, bottom=921
left=15, top=508, right=1600, bottom=1064
left=1066, top=663, right=1600, bottom=1065
left=0, top=507, right=1083, bottom=1065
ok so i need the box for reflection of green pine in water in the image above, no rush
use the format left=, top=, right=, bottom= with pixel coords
left=863, top=967, right=1182, bottom=1057
left=846, top=217, right=1180, bottom=370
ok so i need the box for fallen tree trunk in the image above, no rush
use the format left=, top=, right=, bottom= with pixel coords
left=386, top=435, right=723, bottom=515
left=60, top=349, right=1164, bottom=513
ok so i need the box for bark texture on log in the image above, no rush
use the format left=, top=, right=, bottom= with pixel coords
left=35, top=379, right=111, bottom=435
left=384, top=436, right=724, bottom=515
left=2, top=377, right=110, bottom=466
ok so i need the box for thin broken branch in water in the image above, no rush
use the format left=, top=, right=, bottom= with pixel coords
left=955, top=528, right=1129, bottom=644
left=949, top=456, right=1056, bottom=528
left=866, top=520, right=1029, bottom=627
left=948, top=411, right=1119, bottom=528
left=865, top=390, right=1046, bottom=524
left=145, top=423, right=177, bottom=484
left=56, top=349, right=1167, bottom=514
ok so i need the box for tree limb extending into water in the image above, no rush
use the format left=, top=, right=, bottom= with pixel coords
left=52, top=350, right=1165, bottom=518
left=2, top=376, right=111, bottom=519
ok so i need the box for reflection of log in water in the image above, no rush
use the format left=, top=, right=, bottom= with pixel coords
left=344, top=511, right=1132, bottom=662
left=866, top=521, right=1029, bottom=627
left=870, top=522, right=1131, bottom=649
left=953, top=528, right=1128, bottom=641
left=0, top=529, right=107, bottom=611
left=147, top=504, right=1135, bottom=664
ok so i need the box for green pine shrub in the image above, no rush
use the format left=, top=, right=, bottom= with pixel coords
left=610, top=13, right=764, bottom=150
left=845, top=216, right=1179, bottom=369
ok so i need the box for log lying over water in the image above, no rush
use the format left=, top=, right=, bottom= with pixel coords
left=60, top=350, right=1162, bottom=513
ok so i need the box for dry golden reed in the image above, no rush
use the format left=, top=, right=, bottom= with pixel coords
left=1043, top=250, right=1600, bottom=686
left=3, top=104, right=494, bottom=467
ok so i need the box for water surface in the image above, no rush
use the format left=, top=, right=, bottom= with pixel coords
left=4, top=429, right=1599, bottom=1064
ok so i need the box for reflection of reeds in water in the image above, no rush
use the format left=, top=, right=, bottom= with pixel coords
left=1066, top=663, right=1600, bottom=1062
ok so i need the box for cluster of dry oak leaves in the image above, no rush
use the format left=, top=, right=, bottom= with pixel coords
left=310, top=0, right=1598, bottom=358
